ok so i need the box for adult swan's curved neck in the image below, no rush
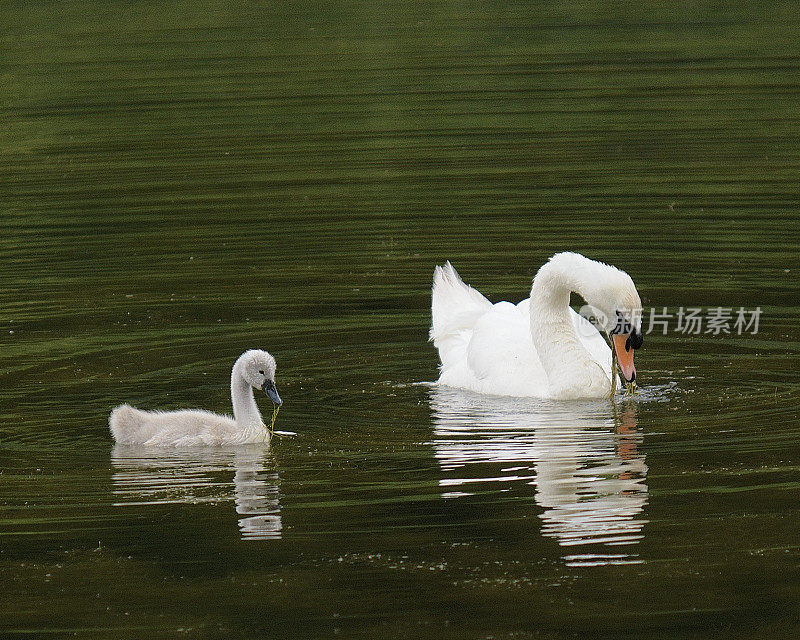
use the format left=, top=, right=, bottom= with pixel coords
left=528, top=253, right=612, bottom=397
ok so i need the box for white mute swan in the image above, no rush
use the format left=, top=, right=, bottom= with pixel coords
left=430, top=252, right=643, bottom=399
left=109, top=349, right=283, bottom=446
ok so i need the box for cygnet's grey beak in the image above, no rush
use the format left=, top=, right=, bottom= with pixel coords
left=261, top=379, right=282, bottom=405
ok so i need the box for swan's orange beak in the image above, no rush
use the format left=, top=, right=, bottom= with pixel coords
left=612, top=334, right=636, bottom=383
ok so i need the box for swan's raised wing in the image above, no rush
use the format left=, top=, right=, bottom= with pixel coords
left=430, top=262, right=493, bottom=369
left=431, top=262, right=492, bottom=339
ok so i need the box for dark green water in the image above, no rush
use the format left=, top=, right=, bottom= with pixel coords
left=2, top=1, right=800, bottom=637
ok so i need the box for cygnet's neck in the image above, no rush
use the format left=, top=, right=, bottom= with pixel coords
left=231, top=363, right=263, bottom=428
left=529, top=253, right=608, bottom=393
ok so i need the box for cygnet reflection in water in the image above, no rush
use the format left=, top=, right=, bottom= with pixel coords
left=428, top=386, right=648, bottom=566
left=111, top=444, right=282, bottom=541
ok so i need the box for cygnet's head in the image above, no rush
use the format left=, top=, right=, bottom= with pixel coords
left=235, top=349, right=282, bottom=405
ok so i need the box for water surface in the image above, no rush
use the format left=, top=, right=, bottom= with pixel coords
left=2, top=1, right=800, bottom=638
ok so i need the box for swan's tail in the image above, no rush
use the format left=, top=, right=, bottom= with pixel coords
left=430, top=262, right=492, bottom=361
left=109, top=404, right=145, bottom=444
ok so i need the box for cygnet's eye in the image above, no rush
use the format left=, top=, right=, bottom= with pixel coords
left=258, top=370, right=264, bottom=375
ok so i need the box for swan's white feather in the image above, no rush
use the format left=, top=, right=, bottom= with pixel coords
left=431, top=253, right=639, bottom=399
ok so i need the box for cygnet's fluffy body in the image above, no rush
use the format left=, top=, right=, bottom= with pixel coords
left=109, top=350, right=282, bottom=447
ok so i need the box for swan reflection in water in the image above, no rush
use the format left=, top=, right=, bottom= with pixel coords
left=429, top=386, right=648, bottom=566
left=111, top=444, right=281, bottom=540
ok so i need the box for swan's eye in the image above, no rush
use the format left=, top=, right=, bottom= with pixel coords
left=258, top=370, right=264, bottom=375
